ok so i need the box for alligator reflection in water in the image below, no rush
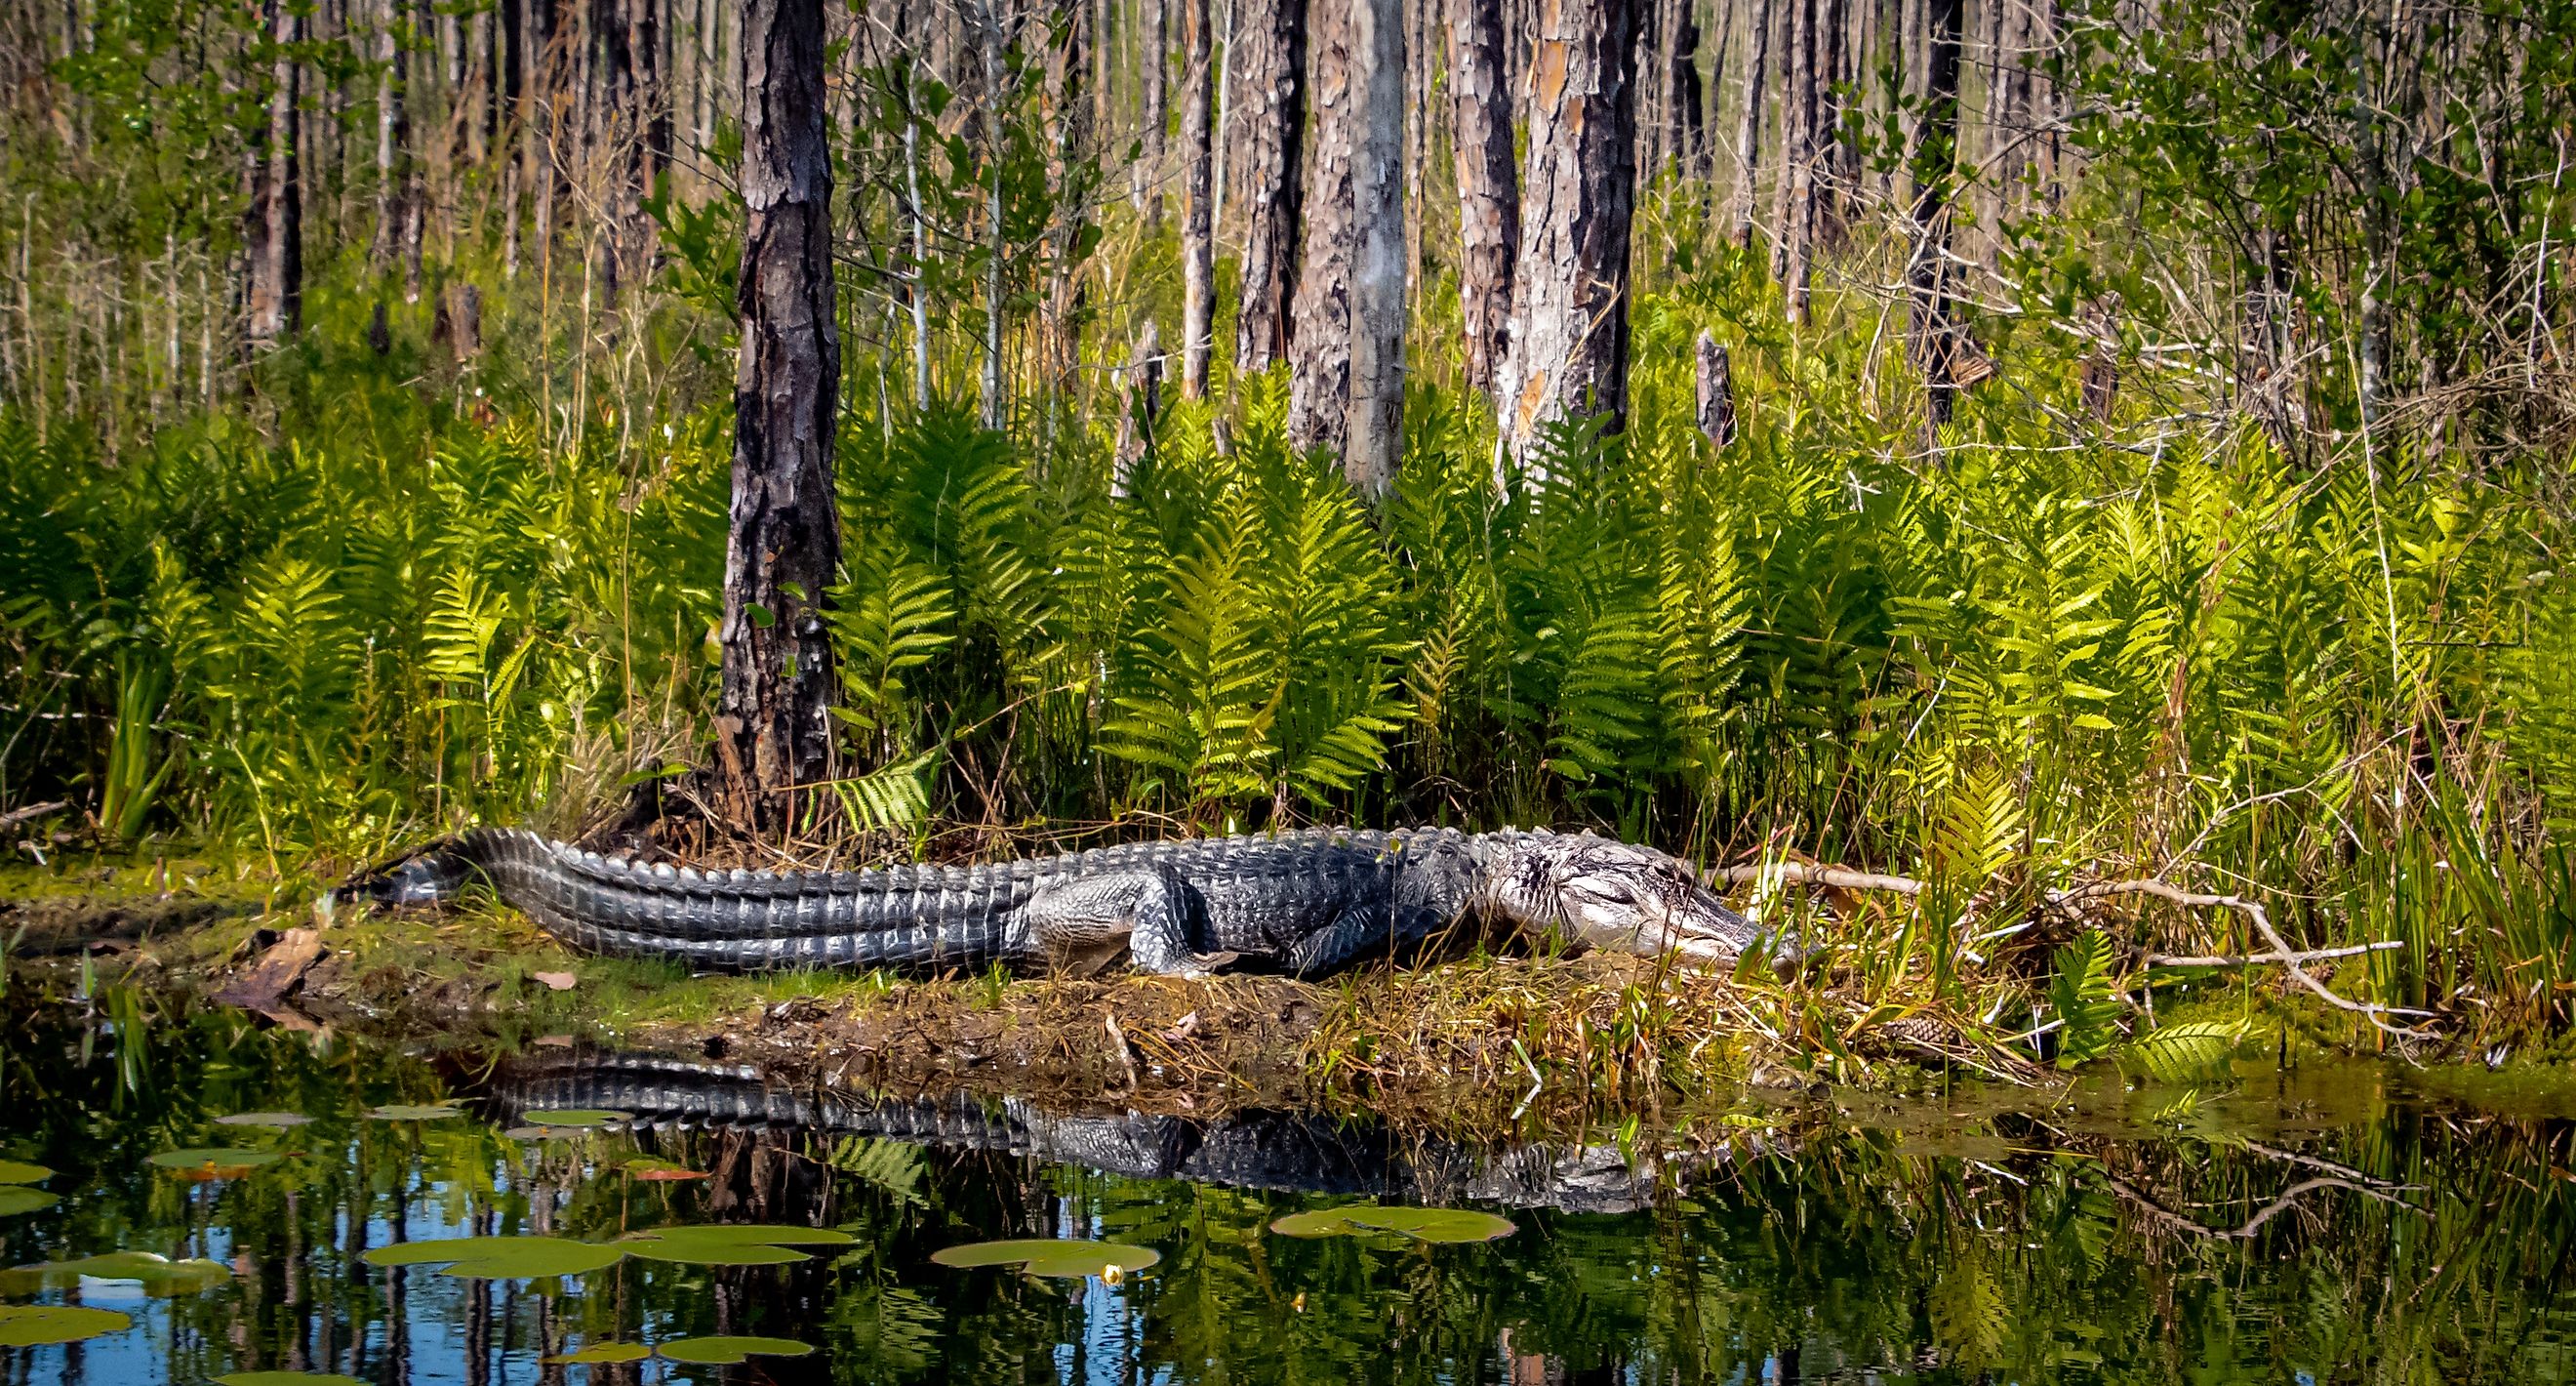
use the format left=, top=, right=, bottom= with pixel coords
left=492, top=1051, right=1741, bottom=1213
left=3, top=991, right=2576, bottom=1383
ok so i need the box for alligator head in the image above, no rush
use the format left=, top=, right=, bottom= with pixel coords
left=1472, top=831, right=1793, bottom=969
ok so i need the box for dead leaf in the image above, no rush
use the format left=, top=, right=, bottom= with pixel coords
left=535, top=1034, right=575, bottom=1048
left=531, top=971, right=579, bottom=992
left=212, top=928, right=326, bottom=1010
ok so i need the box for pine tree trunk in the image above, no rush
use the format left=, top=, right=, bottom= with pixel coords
left=1138, top=0, right=1169, bottom=222
left=1346, top=0, right=1405, bottom=497
left=1729, top=0, right=1772, bottom=245
left=375, top=0, right=411, bottom=269
left=719, top=0, right=842, bottom=825
left=1449, top=0, right=1517, bottom=400
left=1906, top=0, right=1960, bottom=434
left=1773, top=0, right=1815, bottom=320
left=979, top=0, right=1008, bottom=428
left=243, top=0, right=303, bottom=347
left=1497, top=0, right=1638, bottom=470
left=1231, top=0, right=1305, bottom=372
left=1180, top=0, right=1217, bottom=396
left=1285, top=0, right=1354, bottom=456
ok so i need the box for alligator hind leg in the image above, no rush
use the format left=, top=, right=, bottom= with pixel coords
left=1020, top=869, right=1237, bottom=977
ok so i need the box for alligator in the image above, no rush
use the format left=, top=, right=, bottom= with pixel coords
left=491, top=1052, right=1785, bottom=1212
left=342, top=825, right=1791, bottom=980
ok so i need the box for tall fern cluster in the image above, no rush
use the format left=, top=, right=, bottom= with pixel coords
left=3, top=282, right=2571, bottom=1033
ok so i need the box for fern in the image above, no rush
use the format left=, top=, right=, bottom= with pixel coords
left=2047, top=929, right=2124, bottom=1068
left=2123, top=1018, right=2251, bottom=1081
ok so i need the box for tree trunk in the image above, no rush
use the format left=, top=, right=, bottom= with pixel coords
left=1450, top=0, right=1517, bottom=399
left=1346, top=0, right=1406, bottom=497
left=1729, top=0, right=1772, bottom=245
left=1905, top=0, right=1959, bottom=435
left=1496, top=0, right=1638, bottom=471
left=1231, top=0, right=1305, bottom=372
left=375, top=0, right=412, bottom=270
left=243, top=0, right=303, bottom=347
left=1138, top=0, right=1170, bottom=222
left=1284, top=0, right=1353, bottom=456
left=1694, top=330, right=1736, bottom=445
left=1772, top=0, right=1816, bottom=320
left=719, top=0, right=842, bottom=825
left=1180, top=0, right=1217, bottom=396
left=980, top=0, right=1009, bottom=428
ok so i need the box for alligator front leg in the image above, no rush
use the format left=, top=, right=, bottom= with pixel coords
left=1019, top=869, right=1238, bottom=977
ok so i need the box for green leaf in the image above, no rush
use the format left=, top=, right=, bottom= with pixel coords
left=0, top=1305, right=131, bottom=1347
left=2047, top=930, right=2124, bottom=1069
left=521, top=1109, right=629, bottom=1129
left=147, top=1148, right=281, bottom=1175
left=1268, top=1204, right=1517, bottom=1243
left=214, top=1111, right=311, bottom=1127
left=0, top=1160, right=52, bottom=1184
left=929, top=1239, right=1160, bottom=1279
left=2123, top=1018, right=2251, bottom=1081
left=617, top=1224, right=854, bottom=1266
left=0, top=1187, right=59, bottom=1215
left=363, top=1105, right=464, bottom=1121
left=0, top=1251, right=230, bottom=1296
left=362, top=1236, right=625, bottom=1280
left=657, top=1336, right=818, bottom=1366
left=541, top=1343, right=653, bottom=1366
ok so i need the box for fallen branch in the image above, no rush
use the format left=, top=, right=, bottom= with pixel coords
left=1711, top=861, right=2439, bottom=1040
left=2106, top=1172, right=2421, bottom=1242
left=0, top=801, right=67, bottom=833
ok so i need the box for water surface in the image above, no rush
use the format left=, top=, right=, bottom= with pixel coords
left=2, top=990, right=2572, bottom=1383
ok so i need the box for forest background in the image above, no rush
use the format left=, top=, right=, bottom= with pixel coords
left=2, top=0, right=2573, bottom=1056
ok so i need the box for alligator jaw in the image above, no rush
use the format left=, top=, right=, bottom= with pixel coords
left=1469, top=830, right=1786, bottom=967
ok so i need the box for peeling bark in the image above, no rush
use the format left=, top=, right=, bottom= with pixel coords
left=1449, top=0, right=1517, bottom=399
left=1181, top=0, right=1217, bottom=396
left=243, top=0, right=303, bottom=347
left=1284, top=0, right=1353, bottom=456
left=1230, top=0, right=1305, bottom=372
left=1497, top=0, right=1639, bottom=472
left=719, top=0, right=842, bottom=825
left=1346, top=0, right=1406, bottom=497
left=1905, top=0, right=1961, bottom=437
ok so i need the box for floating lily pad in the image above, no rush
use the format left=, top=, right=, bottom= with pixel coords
left=363, top=1105, right=463, bottom=1121
left=0, top=1187, right=60, bottom=1216
left=621, top=1160, right=708, bottom=1183
left=363, top=1236, right=625, bottom=1280
left=618, top=1224, right=855, bottom=1267
left=657, top=1335, right=817, bottom=1366
left=0, top=1161, right=52, bottom=1185
left=0, top=1251, right=230, bottom=1296
left=0, top=1304, right=132, bottom=1347
left=503, top=1125, right=579, bottom=1141
left=1268, top=1204, right=1516, bottom=1243
left=215, top=1112, right=311, bottom=1128
left=148, top=1148, right=282, bottom=1177
left=521, top=1109, right=629, bottom=1129
left=214, top=1373, right=368, bottom=1385
left=540, top=1342, right=653, bottom=1365
left=930, top=1238, right=1160, bottom=1279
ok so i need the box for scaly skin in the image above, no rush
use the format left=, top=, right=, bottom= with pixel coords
left=492, top=1052, right=1773, bottom=1211
left=341, top=825, right=1786, bottom=978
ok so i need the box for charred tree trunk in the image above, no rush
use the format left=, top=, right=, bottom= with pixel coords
left=718, top=0, right=842, bottom=826
left=1662, top=0, right=1701, bottom=181
left=1449, top=0, right=1517, bottom=399
left=1284, top=0, right=1354, bottom=456
left=1180, top=0, right=1217, bottom=396
left=243, top=0, right=304, bottom=347
left=1138, top=0, right=1170, bottom=222
left=1346, top=0, right=1406, bottom=497
left=1497, top=0, right=1638, bottom=471
left=1729, top=0, right=1773, bottom=245
left=1905, top=0, right=1960, bottom=434
left=1231, top=0, right=1305, bottom=372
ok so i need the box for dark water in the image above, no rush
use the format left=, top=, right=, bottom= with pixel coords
left=4, top=989, right=2575, bottom=1384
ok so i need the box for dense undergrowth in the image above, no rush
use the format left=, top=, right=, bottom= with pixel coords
left=6, top=242, right=2576, bottom=1067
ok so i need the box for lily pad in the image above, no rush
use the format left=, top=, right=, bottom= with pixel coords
left=503, top=1125, right=579, bottom=1141
left=0, top=1251, right=230, bottom=1296
left=621, top=1160, right=708, bottom=1183
left=0, top=1187, right=60, bottom=1216
left=363, top=1236, right=625, bottom=1280
left=1268, top=1204, right=1517, bottom=1243
left=214, top=1373, right=368, bottom=1385
left=364, top=1105, right=463, bottom=1121
left=930, top=1238, right=1160, bottom=1279
left=540, top=1342, right=653, bottom=1365
left=0, top=1161, right=52, bottom=1185
left=0, top=1304, right=132, bottom=1347
left=657, top=1335, right=817, bottom=1366
left=521, top=1109, right=629, bottom=1129
left=147, top=1148, right=281, bottom=1177
left=214, top=1112, right=311, bottom=1128
left=618, top=1224, right=855, bottom=1267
